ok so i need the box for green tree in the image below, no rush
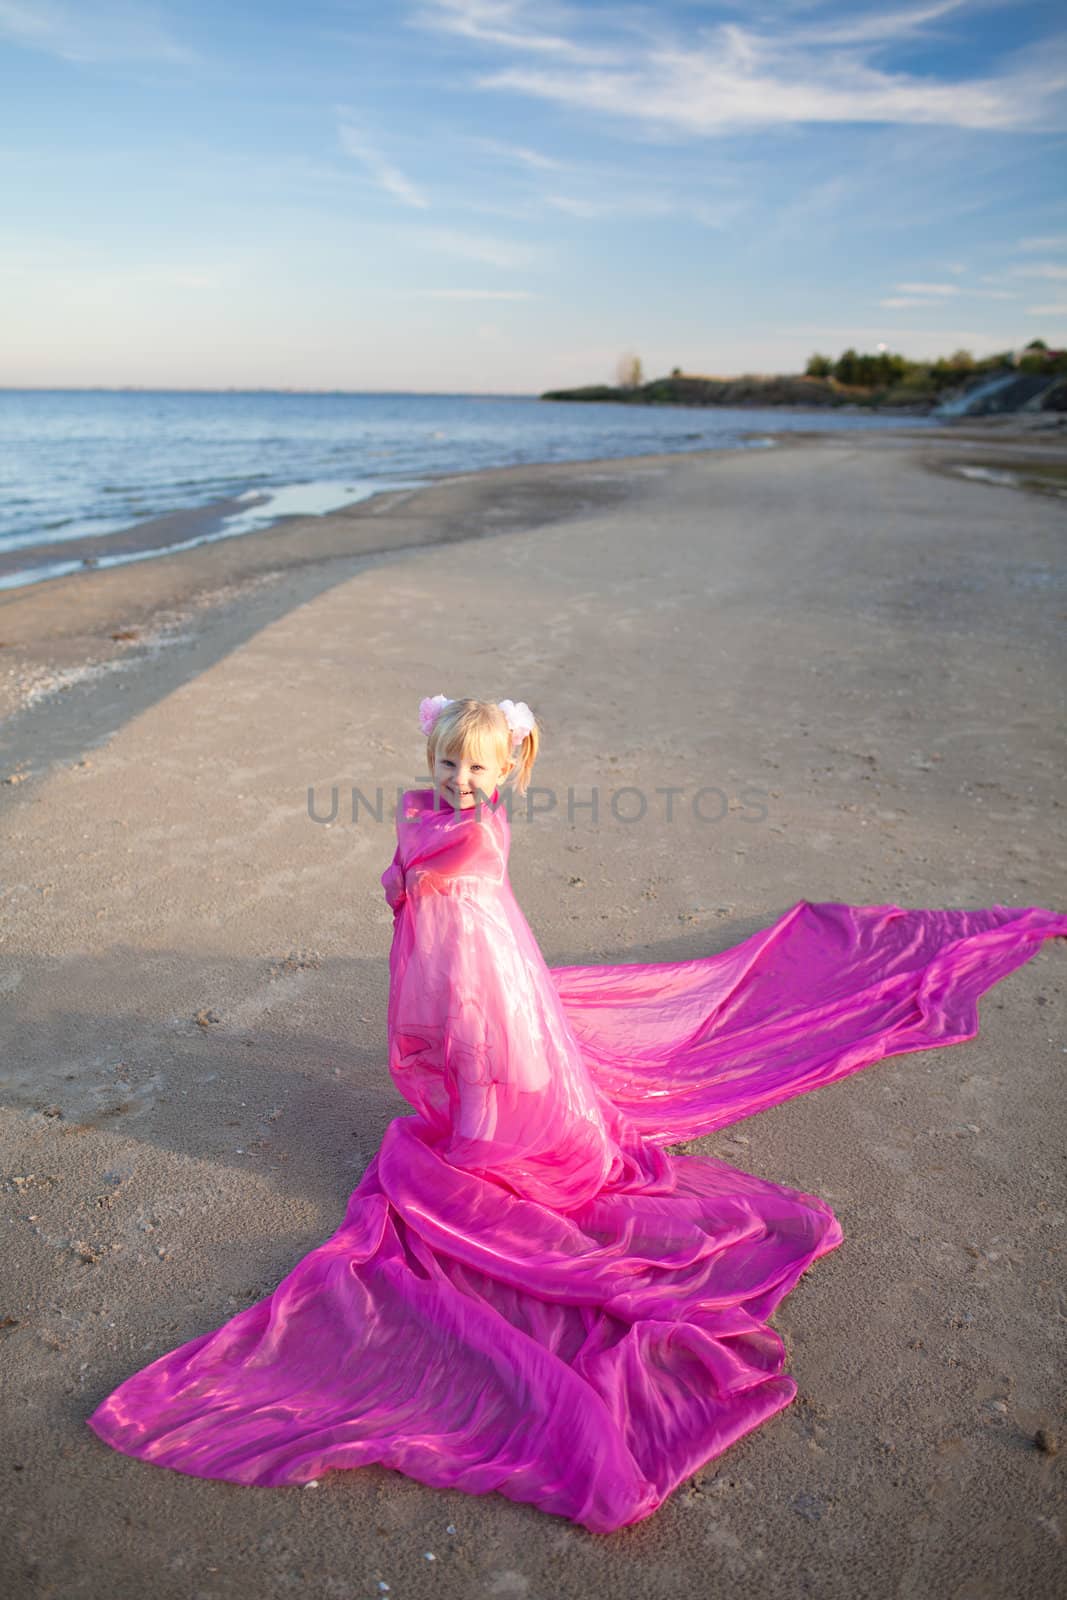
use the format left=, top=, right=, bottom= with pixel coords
left=834, top=347, right=860, bottom=385
left=1018, top=339, right=1058, bottom=372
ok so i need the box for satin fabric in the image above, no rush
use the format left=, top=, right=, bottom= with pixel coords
left=87, top=786, right=1067, bottom=1532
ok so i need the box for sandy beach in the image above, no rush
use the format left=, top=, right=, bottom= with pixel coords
left=2, top=422, right=1065, bottom=1599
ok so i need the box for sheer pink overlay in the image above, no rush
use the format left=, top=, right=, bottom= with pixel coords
left=87, top=787, right=1067, bottom=1532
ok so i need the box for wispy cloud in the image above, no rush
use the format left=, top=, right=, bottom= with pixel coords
left=1015, top=234, right=1067, bottom=251
left=793, top=319, right=1029, bottom=347
left=979, top=262, right=1067, bottom=291
left=409, top=0, right=622, bottom=65
left=1025, top=301, right=1067, bottom=315
left=477, top=50, right=1061, bottom=137
left=542, top=190, right=744, bottom=227
left=880, top=274, right=1023, bottom=308
left=774, top=0, right=973, bottom=49
left=459, top=126, right=748, bottom=228
left=893, top=281, right=961, bottom=295
left=1004, top=261, right=1067, bottom=279
left=337, top=116, right=429, bottom=208
left=406, top=287, right=535, bottom=298
left=410, top=0, right=1067, bottom=135
left=404, top=225, right=544, bottom=268
left=463, top=134, right=564, bottom=170
left=0, top=0, right=197, bottom=65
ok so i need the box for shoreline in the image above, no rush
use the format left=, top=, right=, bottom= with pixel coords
left=2, top=416, right=1066, bottom=748
left=2, top=399, right=956, bottom=601
left=3, top=410, right=1064, bottom=594
left=0, top=477, right=435, bottom=594
left=0, top=443, right=722, bottom=734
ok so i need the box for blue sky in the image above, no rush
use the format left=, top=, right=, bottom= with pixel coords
left=2, top=0, right=1066, bottom=391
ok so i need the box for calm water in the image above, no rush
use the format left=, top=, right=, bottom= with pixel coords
left=0, top=390, right=933, bottom=590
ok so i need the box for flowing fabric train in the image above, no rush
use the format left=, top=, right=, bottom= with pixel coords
left=86, top=789, right=1067, bottom=1532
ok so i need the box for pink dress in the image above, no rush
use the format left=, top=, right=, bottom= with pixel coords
left=86, top=786, right=1067, bottom=1533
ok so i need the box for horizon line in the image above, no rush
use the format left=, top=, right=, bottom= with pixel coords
left=0, top=385, right=545, bottom=397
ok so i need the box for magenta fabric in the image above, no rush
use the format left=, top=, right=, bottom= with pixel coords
left=87, top=787, right=1067, bottom=1532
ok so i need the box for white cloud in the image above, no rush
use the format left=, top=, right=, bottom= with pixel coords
left=894, top=281, right=961, bottom=294
left=463, top=135, right=564, bottom=170
left=0, top=0, right=196, bottom=65
left=791, top=320, right=1030, bottom=350
left=479, top=50, right=1061, bottom=135
left=406, top=287, right=535, bottom=298
left=1025, top=301, right=1067, bottom=315
left=979, top=262, right=1067, bottom=289
left=1005, top=261, right=1067, bottom=279
left=404, top=225, right=544, bottom=268
left=410, top=1, right=1067, bottom=135
left=409, top=0, right=622, bottom=65
left=543, top=194, right=638, bottom=218
left=775, top=0, right=973, bottom=48
left=1015, top=234, right=1067, bottom=251
left=882, top=276, right=1020, bottom=307
left=542, top=190, right=743, bottom=227
left=337, top=117, right=429, bottom=208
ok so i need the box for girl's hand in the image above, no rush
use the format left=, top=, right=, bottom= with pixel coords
left=381, top=854, right=407, bottom=914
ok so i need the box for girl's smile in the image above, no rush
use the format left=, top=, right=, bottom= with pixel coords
left=433, top=745, right=512, bottom=809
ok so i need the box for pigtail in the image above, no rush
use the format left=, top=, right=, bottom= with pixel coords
left=508, top=720, right=540, bottom=797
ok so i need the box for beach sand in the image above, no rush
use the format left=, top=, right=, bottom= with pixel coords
left=2, top=422, right=1065, bottom=1599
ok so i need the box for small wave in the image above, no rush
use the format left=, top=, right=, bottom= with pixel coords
left=0, top=476, right=428, bottom=589
left=953, top=465, right=1019, bottom=487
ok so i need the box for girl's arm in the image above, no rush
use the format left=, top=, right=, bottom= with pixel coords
left=380, top=842, right=407, bottom=914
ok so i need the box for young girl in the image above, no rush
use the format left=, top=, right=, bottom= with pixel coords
left=87, top=694, right=1067, bottom=1534
left=381, top=695, right=630, bottom=1211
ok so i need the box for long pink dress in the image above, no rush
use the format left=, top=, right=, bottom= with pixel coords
left=86, top=786, right=1067, bottom=1533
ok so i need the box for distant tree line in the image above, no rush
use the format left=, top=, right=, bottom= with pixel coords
left=541, top=341, right=1066, bottom=408
left=804, top=338, right=1067, bottom=390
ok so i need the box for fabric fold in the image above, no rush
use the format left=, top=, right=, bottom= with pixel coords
left=86, top=787, right=1067, bottom=1531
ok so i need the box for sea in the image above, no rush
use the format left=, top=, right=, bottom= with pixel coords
left=0, top=389, right=934, bottom=592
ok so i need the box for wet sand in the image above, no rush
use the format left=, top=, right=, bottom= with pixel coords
left=2, top=420, right=1065, bottom=1599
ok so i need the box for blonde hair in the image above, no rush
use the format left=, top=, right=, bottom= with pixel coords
left=426, top=697, right=540, bottom=798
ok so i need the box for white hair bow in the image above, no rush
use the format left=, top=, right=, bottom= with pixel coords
left=418, top=695, right=534, bottom=748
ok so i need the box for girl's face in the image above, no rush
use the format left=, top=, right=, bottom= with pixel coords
left=432, top=740, right=511, bottom=809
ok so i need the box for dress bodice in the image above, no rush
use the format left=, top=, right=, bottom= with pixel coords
left=381, top=787, right=509, bottom=913
left=380, top=786, right=625, bottom=1210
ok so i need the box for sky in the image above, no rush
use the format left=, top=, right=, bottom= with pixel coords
left=2, top=0, right=1066, bottom=392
